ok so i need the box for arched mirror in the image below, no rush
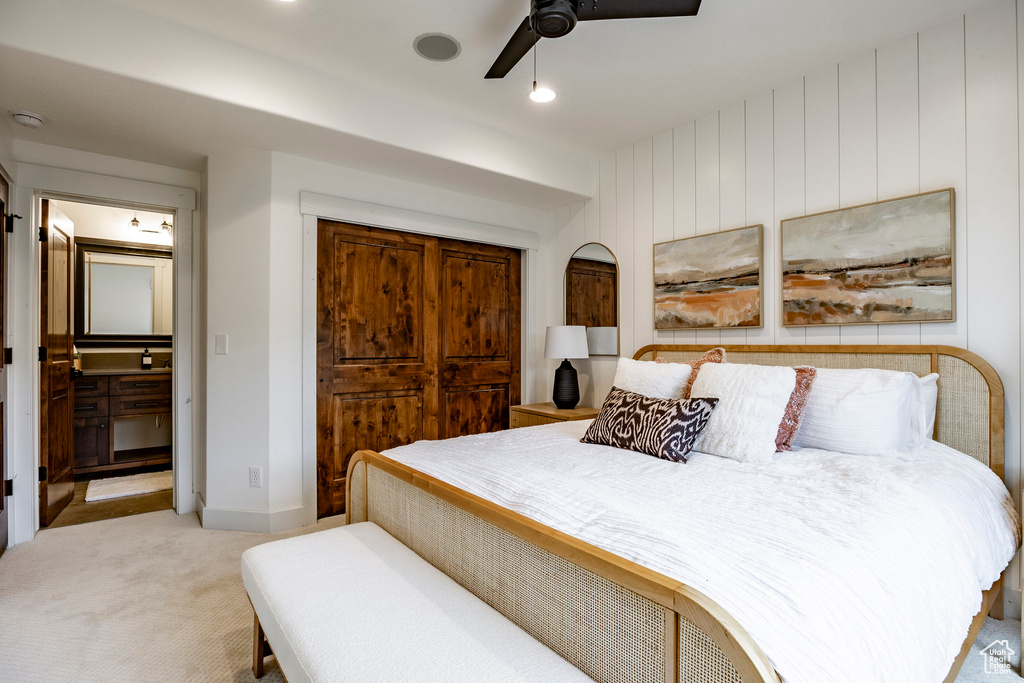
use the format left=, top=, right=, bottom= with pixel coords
left=565, top=243, right=618, bottom=356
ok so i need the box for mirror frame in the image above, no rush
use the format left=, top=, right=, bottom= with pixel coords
left=564, top=242, right=619, bottom=356
left=74, top=237, right=173, bottom=348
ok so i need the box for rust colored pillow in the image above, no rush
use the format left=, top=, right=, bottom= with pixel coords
left=775, top=366, right=817, bottom=452
left=680, top=347, right=726, bottom=398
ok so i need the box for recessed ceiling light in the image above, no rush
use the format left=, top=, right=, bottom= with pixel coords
left=413, top=33, right=461, bottom=62
left=11, top=110, right=45, bottom=128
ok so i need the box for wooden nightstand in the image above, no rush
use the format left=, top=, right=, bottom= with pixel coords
left=509, top=403, right=600, bottom=428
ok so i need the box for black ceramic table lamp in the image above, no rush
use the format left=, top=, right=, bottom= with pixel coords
left=544, top=325, right=589, bottom=409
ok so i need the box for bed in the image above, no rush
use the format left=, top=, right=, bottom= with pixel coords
left=344, top=344, right=1019, bottom=683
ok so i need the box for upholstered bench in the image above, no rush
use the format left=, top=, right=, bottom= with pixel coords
left=241, top=521, right=595, bottom=682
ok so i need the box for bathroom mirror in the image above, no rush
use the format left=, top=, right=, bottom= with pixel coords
left=564, top=243, right=618, bottom=356
left=75, top=238, right=173, bottom=346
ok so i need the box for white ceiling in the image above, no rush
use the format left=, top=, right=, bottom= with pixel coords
left=0, top=0, right=998, bottom=208
left=52, top=199, right=174, bottom=247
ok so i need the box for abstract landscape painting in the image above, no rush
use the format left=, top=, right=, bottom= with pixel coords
left=781, top=189, right=954, bottom=326
left=654, top=225, right=763, bottom=329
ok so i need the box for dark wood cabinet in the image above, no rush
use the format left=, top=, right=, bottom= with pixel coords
left=73, top=372, right=172, bottom=476
left=73, top=416, right=108, bottom=470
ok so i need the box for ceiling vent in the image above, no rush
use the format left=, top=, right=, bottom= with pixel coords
left=413, top=33, right=461, bottom=62
left=11, top=110, right=45, bottom=129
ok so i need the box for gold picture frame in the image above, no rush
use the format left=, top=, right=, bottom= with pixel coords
left=780, top=188, right=955, bottom=327
left=653, top=225, right=764, bottom=330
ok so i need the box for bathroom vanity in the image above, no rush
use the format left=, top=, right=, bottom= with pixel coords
left=73, top=369, right=172, bottom=476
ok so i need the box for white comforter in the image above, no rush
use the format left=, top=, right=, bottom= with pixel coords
left=384, top=421, right=1020, bottom=683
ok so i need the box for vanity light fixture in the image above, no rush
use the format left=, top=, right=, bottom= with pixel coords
left=130, top=214, right=140, bottom=231
left=160, top=220, right=172, bottom=236
left=529, top=47, right=556, bottom=103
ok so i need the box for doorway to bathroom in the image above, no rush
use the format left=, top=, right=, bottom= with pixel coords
left=39, top=197, right=175, bottom=529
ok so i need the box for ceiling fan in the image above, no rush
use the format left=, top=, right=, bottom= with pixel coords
left=485, top=0, right=703, bottom=79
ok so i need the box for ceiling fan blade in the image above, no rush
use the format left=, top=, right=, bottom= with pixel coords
left=485, top=17, right=541, bottom=79
left=576, top=0, right=701, bottom=22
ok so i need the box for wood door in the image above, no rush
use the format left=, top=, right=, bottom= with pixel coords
left=39, top=199, right=74, bottom=526
left=438, top=239, right=520, bottom=438
left=566, top=257, right=617, bottom=328
left=317, top=221, right=439, bottom=518
left=0, top=176, right=8, bottom=553
left=316, top=222, right=521, bottom=518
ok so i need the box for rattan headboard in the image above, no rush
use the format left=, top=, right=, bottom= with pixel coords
left=634, top=344, right=1005, bottom=479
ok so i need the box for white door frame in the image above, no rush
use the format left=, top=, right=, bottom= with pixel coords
left=9, top=164, right=196, bottom=545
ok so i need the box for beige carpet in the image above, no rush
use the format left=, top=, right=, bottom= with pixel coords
left=0, top=509, right=343, bottom=682
left=0, top=508, right=1017, bottom=682
left=85, top=470, right=174, bottom=502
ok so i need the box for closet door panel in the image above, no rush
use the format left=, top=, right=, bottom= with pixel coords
left=317, top=221, right=438, bottom=518
left=317, top=223, right=522, bottom=517
left=438, top=239, right=521, bottom=439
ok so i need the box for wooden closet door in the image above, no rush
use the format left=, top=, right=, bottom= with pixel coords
left=316, top=223, right=522, bottom=518
left=566, top=258, right=617, bottom=328
left=438, top=238, right=521, bottom=438
left=316, top=221, right=439, bottom=518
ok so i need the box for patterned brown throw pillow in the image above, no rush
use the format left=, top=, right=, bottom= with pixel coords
left=681, top=347, right=726, bottom=398
left=775, top=366, right=817, bottom=452
left=582, top=386, right=719, bottom=463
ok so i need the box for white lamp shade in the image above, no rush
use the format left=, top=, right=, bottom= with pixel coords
left=544, top=325, right=589, bottom=359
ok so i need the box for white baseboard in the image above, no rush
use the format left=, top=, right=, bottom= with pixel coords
left=198, top=503, right=309, bottom=533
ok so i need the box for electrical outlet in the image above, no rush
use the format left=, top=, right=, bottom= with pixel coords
left=249, top=466, right=263, bottom=488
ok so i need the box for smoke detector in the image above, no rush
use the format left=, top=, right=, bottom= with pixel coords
left=413, top=33, right=461, bottom=62
left=11, top=111, right=45, bottom=129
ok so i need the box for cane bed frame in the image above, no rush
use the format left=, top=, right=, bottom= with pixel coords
left=346, top=344, right=1007, bottom=683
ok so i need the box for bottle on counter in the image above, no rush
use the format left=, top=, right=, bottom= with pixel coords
left=142, top=347, right=152, bottom=370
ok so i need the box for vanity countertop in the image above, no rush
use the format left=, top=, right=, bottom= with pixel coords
left=78, top=368, right=173, bottom=376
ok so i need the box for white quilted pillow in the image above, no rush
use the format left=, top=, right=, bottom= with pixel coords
left=689, top=363, right=797, bottom=463
left=792, top=368, right=921, bottom=454
left=612, top=357, right=691, bottom=400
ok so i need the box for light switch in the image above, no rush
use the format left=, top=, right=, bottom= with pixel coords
left=215, top=334, right=229, bottom=355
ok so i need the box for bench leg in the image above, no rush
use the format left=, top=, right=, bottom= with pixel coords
left=253, top=612, right=271, bottom=679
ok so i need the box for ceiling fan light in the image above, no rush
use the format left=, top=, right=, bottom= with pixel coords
left=530, top=83, right=556, bottom=103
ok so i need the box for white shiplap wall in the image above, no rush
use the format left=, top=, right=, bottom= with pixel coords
left=544, top=1, right=1023, bottom=601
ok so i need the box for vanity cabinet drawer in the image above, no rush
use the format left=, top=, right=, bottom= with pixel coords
left=111, top=394, right=172, bottom=416
left=110, top=375, right=172, bottom=396
left=73, top=397, right=109, bottom=419
left=74, top=376, right=109, bottom=397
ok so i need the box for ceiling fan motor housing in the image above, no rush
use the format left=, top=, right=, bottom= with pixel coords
left=531, top=0, right=579, bottom=38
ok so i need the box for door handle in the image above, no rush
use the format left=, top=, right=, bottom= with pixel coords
left=133, top=401, right=163, bottom=408
left=132, top=381, right=161, bottom=388
left=75, top=404, right=98, bottom=411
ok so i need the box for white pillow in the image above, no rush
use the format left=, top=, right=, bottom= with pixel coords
left=914, top=373, right=939, bottom=444
left=689, top=363, right=797, bottom=463
left=611, top=357, right=691, bottom=400
left=792, top=368, right=923, bottom=454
